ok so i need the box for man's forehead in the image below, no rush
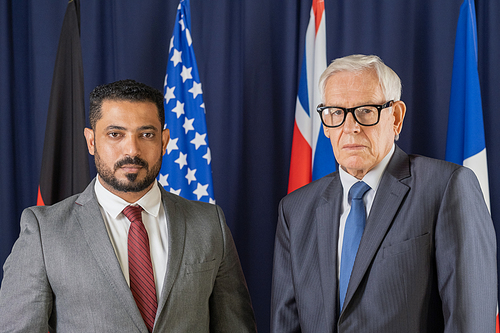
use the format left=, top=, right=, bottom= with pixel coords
left=325, top=71, right=384, bottom=104
left=96, top=100, right=162, bottom=128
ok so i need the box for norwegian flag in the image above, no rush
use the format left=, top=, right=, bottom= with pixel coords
left=288, top=0, right=335, bottom=194
left=159, top=0, right=215, bottom=203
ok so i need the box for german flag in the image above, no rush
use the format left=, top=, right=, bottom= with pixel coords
left=37, top=0, right=89, bottom=206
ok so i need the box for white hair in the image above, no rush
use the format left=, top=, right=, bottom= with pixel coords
left=318, top=54, right=402, bottom=104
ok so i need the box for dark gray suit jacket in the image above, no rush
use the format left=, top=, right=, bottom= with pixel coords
left=0, top=179, right=256, bottom=332
left=271, top=146, right=497, bottom=332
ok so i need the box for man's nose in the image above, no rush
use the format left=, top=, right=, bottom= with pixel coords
left=342, top=112, right=361, bottom=133
left=124, top=135, right=141, bottom=156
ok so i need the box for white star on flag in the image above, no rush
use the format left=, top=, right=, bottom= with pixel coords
left=193, top=183, right=209, bottom=200
left=166, top=137, right=179, bottom=154
left=171, top=100, right=184, bottom=118
left=159, top=0, right=215, bottom=203
left=180, top=66, right=193, bottom=82
left=183, top=117, right=195, bottom=134
left=170, top=49, right=182, bottom=66
left=203, top=147, right=211, bottom=164
left=190, top=132, right=206, bottom=149
left=189, top=81, right=203, bottom=99
left=158, top=174, right=169, bottom=187
left=170, top=188, right=181, bottom=195
left=164, top=86, right=175, bottom=104
left=185, top=168, right=197, bottom=184
left=175, top=152, right=188, bottom=169
left=169, top=37, right=174, bottom=52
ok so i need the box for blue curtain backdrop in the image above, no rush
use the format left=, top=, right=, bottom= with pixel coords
left=1, top=1, right=499, bottom=331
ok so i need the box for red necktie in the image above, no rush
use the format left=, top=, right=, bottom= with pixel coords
left=123, top=205, right=158, bottom=332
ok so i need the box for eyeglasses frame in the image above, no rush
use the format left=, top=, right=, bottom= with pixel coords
left=316, top=100, right=394, bottom=128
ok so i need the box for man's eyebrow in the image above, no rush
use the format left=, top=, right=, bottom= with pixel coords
left=104, top=125, right=126, bottom=131
left=103, top=125, right=160, bottom=132
left=138, top=125, right=160, bottom=132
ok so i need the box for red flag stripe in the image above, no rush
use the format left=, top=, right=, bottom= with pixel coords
left=288, top=121, right=312, bottom=193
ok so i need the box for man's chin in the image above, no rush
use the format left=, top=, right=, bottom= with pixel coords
left=123, top=172, right=141, bottom=183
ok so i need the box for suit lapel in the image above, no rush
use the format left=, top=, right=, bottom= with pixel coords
left=74, top=179, right=147, bottom=332
left=342, top=146, right=411, bottom=311
left=316, top=174, right=343, bottom=325
left=155, top=190, right=186, bottom=321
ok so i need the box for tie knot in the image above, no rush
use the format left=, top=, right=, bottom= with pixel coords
left=349, top=181, right=371, bottom=200
left=123, top=205, right=143, bottom=224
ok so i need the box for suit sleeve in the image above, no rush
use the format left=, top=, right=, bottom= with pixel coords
left=209, top=205, right=257, bottom=333
left=0, top=208, right=52, bottom=333
left=270, top=199, right=301, bottom=333
left=435, top=167, right=497, bottom=332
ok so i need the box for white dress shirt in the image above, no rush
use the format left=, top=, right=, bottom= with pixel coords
left=94, top=176, right=169, bottom=297
left=337, top=144, right=395, bottom=278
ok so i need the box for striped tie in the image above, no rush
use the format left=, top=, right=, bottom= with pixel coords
left=123, top=205, right=157, bottom=332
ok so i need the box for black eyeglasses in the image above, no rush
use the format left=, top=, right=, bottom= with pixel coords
left=316, top=100, right=393, bottom=128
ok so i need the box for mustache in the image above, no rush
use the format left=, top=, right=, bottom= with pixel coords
left=114, top=156, right=148, bottom=170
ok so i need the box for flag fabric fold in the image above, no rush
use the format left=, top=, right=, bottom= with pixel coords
left=445, top=0, right=497, bottom=329
left=288, top=0, right=335, bottom=194
left=159, top=0, right=215, bottom=203
left=37, top=0, right=90, bottom=206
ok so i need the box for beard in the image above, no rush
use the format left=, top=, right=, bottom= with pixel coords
left=95, top=149, right=162, bottom=193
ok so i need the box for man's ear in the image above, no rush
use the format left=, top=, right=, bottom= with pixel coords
left=392, top=100, right=406, bottom=136
left=162, top=128, right=170, bottom=156
left=84, top=128, right=95, bottom=155
left=323, top=125, right=330, bottom=138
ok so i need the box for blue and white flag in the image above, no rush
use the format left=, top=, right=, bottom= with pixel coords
left=445, top=0, right=489, bottom=211
left=159, top=0, right=215, bottom=203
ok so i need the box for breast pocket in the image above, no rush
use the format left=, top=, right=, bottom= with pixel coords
left=185, top=259, right=218, bottom=274
left=383, top=232, right=431, bottom=259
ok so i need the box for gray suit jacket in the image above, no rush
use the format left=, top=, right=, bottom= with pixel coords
left=0, top=179, right=256, bottom=332
left=271, top=146, right=497, bottom=332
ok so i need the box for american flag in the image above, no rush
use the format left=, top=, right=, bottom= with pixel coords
left=288, top=0, right=335, bottom=194
left=159, top=0, right=215, bottom=203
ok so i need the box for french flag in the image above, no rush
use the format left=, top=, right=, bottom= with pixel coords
left=288, top=0, right=335, bottom=194
left=445, top=0, right=497, bottom=329
left=445, top=0, right=490, bottom=211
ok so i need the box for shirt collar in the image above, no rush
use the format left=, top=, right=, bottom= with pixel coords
left=339, top=143, right=395, bottom=193
left=94, top=175, right=162, bottom=218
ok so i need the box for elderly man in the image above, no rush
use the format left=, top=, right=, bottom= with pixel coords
left=0, top=79, right=256, bottom=333
left=271, top=54, right=496, bottom=332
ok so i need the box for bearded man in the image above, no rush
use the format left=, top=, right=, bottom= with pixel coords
left=0, top=79, right=256, bottom=333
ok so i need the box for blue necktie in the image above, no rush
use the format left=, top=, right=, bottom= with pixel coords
left=339, top=181, right=371, bottom=311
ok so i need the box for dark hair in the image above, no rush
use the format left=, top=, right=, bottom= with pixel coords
left=89, top=79, right=164, bottom=129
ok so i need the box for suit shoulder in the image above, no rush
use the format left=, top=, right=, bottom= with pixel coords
left=160, top=186, right=221, bottom=217
left=24, top=193, right=82, bottom=219
left=402, top=154, right=482, bottom=197
left=281, top=172, right=337, bottom=207
left=408, top=154, right=468, bottom=177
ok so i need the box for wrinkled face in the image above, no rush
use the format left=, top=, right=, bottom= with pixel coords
left=322, top=70, right=405, bottom=179
left=84, top=100, right=169, bottom=201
